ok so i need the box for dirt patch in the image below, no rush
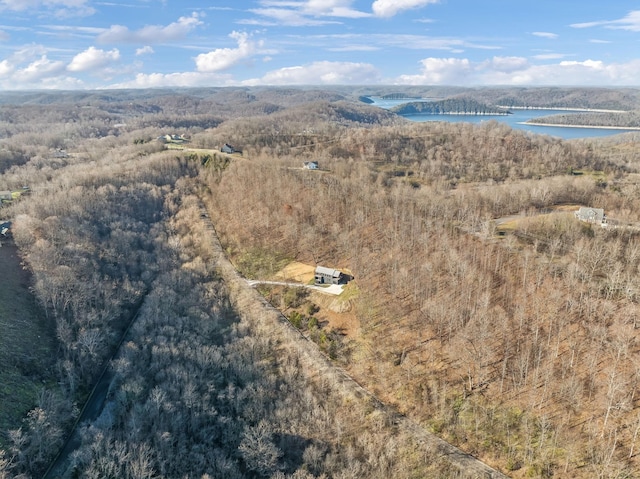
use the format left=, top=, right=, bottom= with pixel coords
left=317, top=309, right=360, bottom=338
left=310, top=290, right=360, bottom=338
left=275, top=261, right=315, bottom=283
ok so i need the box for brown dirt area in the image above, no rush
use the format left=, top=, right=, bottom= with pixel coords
left=274, top=261, right=315, bottom=283
left=313, top=298, right=360, bottom=338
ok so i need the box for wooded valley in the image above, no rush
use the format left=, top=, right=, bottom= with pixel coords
left=1, top=86, right=640, bottom=478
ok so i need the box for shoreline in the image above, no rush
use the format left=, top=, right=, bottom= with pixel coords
left=499, top=106, right=627, bottom=113
left=520, top=121, right=640, bottom=131
left=401, top=111, right=509, bottom=116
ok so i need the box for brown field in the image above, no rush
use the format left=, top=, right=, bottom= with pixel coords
left=274, top=261, right=316, bottom=283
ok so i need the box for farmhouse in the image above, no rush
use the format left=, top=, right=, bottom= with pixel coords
left=575, top=207, right=606, bottom=226
left=303, top=161, right=319, bottom=170
left=314, top=266, right=345, bottom=285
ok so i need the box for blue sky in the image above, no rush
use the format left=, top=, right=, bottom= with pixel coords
left=0, top=0, right=639, bottom=89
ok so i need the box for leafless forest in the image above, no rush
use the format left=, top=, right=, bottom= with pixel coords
left=1, top=87, right=640, bottom=478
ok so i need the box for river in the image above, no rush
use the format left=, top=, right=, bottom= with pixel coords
left=369, top=98, right=638, bottom=140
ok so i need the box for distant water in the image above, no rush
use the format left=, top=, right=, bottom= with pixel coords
left=369, top=97, right=637, bottom=140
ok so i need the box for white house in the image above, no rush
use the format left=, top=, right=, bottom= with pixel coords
left=303, top=161, right=319, bottom=170
left=314, top=266, right=345, bottom=285
left=575, top=207, right=606, bottom=226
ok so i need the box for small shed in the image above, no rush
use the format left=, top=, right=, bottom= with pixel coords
left=0, top=191, right=12, bottom=201
left=575, top=207, right=606, bottom=225
left=315, top=266, right=344, bottom=285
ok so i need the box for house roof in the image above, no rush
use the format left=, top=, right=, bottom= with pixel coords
left=315, top=266, right=341, bottom=277
left=576, top=207, right=605, bottom=222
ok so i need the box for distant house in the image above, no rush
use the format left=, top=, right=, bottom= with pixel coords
left=221, top=143, right=241, bottom=154
left=0, top=191, right=12, bottom=201
left=314, top=266, right=345, bottom=285
left=0, top=221, right=10, bottom=236
left=303, top=161, right=319, bottom=170
left=575, top=207, right=606, bottom=226
left=158, top=134, right=187, bottom=144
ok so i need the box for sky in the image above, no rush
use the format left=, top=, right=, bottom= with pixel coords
left=0, top=0, right=640, bottom=90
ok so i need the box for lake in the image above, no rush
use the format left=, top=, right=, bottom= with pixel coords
left=369, top=98, right=638, bottom=140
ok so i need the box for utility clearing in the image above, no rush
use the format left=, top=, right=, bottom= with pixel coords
left=0, top=243, right=56, bottom=446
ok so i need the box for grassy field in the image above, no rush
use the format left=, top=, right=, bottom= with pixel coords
left=0, top=242, right=56, bottom=447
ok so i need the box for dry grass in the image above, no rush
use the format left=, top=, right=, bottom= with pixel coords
left=274, top=261, right=316, bottom=283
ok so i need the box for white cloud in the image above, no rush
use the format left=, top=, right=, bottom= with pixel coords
left=1, top=0, right=84, bottom=9
left=590, top=39, right=611, bottom=44
left=248, top=0, right=369, bottom=26
left=0, top=59, right=13, bottom=77
left=67, top=46, right=119, bottom=72
left=484, top=56, right=529, bottom=73
left=13, top=55, right=66, bottom=83
left=136, top=46, right=154, bottom=56
left=328, top=45, right=379, bottom=52
left=195, top=31, right=263, bottom=73
left=396, top=57, right=471, bottom=84
left=246, top=8, right=332, bottom=26
left=0, top=0, right=95, bottom=16
left=571, top=10, right=640, bottom=31
left=372, top=0, right=439, bottom=18
left=242, top=60, right=380, bottom=85
left=533, top=53, right=568, bottom=60
left=393, top=55, right=640, bottom=86
left=109, top=71, right=234, bottom=89
left=0, top=44, right=83, bottom=88
left=532, top=32, right=558, bottom=39
left=375, top=33, right=499, bottom=51
left=98, top=12, right=203, bottom=44
left=304, top=0, right=370, bottom=18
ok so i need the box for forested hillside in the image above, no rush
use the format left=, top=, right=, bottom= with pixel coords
left=1, top=87, right=640, bottom=478
left=529, top=111, right=640, bottom=128
left=390, top=98, right=509, bottom=115
left=200, top=100, right=640, bottom=477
